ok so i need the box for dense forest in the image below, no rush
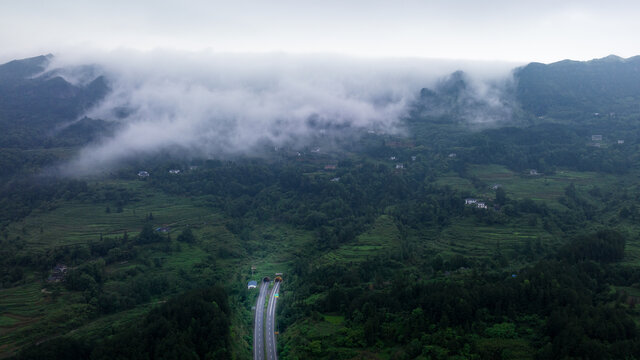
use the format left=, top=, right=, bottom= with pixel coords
left=15, top=286, right=232, bottom=359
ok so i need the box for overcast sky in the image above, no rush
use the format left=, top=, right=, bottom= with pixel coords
left=1, top=0, right=639, bottom=64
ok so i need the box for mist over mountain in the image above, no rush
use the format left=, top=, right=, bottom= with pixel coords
left=3, top=52, right=640, bottom=175
left=0, top=55, right=110, bottom=148
left=32, top=51, right=514, bottom=174
left=5, top=52, right=640, bottom=359
left=415, top=70, right=516, bottom=126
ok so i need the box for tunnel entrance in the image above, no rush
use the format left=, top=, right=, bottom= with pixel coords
left=263, top=277, right=270, bottom=282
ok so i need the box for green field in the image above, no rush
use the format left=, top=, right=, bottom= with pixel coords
left=438, top=164, right=628, bottom=206
left=318, top=215, right=401, bottom=265
left=432, top=217, right=554, bottom=261
left=4, top=181, right=218, bottom=251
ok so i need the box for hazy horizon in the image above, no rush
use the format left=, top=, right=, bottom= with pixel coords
left=2, top=1, right=639, bottom=64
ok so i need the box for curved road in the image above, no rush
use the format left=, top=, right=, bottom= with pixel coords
left=253, top=281, right=268, bottom=360
left=265, top=280, right=281, bottom=360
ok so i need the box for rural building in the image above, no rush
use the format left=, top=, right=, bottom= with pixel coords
left=137, top=171, right=149, bottom=177
left=529, top=169, right=540, bottom=176
left=47, top=264, right=68, bottom=283
left=330, top=177, right=340, bottom=182
left=448, top=153, right=457, bottom=158
left=389, top=156, right=397, bottom=160
left=155, top=227, right=170, bottom=233
left=248, top=280, right=257, bottom=289
left=395, top=163, right=404, bottom=169
left=618, top=140, right=625, bottom=144
left=169, top=169, right=180, bottom=174
left=592, top=135, right=603, bottom=141
left=465, top=198, right=488, bottom=209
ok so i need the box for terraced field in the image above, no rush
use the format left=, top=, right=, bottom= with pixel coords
left=0, top=282, right=52, bottom=354
left=0, top=181, right=248, bottom=358
left=5, top=180, right=219, bottom=250
left=468, top=164, right=626, bottom=202
left=319, top=215, right=401, bottom=265
left=431, top=217, right=555, bottom=260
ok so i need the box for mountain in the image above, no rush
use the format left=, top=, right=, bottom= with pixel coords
left=0, top=54, right=51, bottom=81
left=514, top=55, right=640, bottom=117
left=2, top=53, right=640, bottom=151
left=414, top=54, right=640, bottom=124
left=415, top=70, right=515, bottom=126
left=0, top=55, right=111, bottom=148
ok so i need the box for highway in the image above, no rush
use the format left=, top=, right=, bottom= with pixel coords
left=265, top=280, right=281, bottom=360
left=253, top=281, right=268, bottom=360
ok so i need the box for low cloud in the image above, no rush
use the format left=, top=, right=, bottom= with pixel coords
left=414, top=69, right=518, bottom=127
left=48, top=50, right=517, bottom=174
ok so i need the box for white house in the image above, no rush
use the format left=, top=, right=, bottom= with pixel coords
left=137, top=171, right=149, bottom=177
left=465, top=198, right=478, bottom=205
left=169, top=169, right=180, bottom=174
left=248, top=280, right=257, bottom=289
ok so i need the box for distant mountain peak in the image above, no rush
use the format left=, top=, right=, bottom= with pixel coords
left=436, top=70, right=468, bottom=95
left=591, top=54, right=624, bottom=63
left=515, top=53, right=640, bottom=116
left=0, top=54, right=52, bottom=80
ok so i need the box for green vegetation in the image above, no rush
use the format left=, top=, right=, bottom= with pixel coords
left=14, top=286, right=232, bottom=360
left=4, top=54, right=640, bottom=359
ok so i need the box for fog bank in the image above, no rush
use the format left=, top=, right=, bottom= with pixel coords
left=48, top=50, right=518, bottom=174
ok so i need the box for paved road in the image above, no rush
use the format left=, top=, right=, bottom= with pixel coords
left=253, top=281, right=268, bottom=360
left=265, top=280, right=281, bottom=360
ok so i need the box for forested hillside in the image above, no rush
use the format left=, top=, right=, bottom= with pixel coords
left=515, top=55, right=640, bottom=117
left=2, top=54, right=640, bottom=359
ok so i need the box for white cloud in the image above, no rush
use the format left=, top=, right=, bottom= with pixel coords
left=48, top=50, right=515, bottom=174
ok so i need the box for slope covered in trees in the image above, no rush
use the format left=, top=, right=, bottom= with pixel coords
left=2, top=54, right=640, bottom=359
left=15, top=286, right=232, bottom=360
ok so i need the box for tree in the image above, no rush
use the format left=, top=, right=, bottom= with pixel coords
left=495, top=187, right=507, bottom=206
left=137, top=223, right=162, bottom=244
left=177, top=227, right=196, bottom=243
